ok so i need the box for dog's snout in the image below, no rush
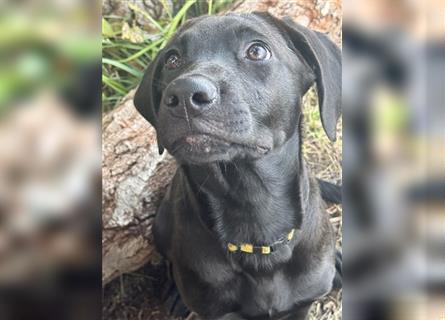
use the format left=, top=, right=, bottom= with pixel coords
left=164, top=76, right=218, bottom=114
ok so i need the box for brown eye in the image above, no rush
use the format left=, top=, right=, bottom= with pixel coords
left=165, top=52, right=181, bottom=69
left=246, top=43, right=271, bottom=61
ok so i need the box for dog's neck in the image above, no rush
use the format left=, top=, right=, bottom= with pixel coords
left=183, top=131, right=307, bottom=247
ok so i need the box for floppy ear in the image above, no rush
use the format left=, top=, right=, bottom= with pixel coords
left=134, top=54, right=165, bottom=154
left=256, top=13, right=341, bottom=141
left=282, top=17, right=341, bottom=141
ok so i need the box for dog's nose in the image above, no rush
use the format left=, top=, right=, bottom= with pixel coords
left=164, top=76, right=217, bottom=113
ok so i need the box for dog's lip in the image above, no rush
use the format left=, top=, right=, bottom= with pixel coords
left=171, top=133, right=270, bottom=154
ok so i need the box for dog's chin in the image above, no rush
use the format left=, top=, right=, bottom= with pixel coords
left=167, top=134, right=270, bottom=164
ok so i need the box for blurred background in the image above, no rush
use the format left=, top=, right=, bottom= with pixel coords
left=343, top=0, right=445, bottom=319
left=0, top=0, right=101, bottom=319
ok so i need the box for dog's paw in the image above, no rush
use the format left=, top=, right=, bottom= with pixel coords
left=332, top=249, right=342, bottom=290
left=161, top=262, right=190, bottom=318
left=162, top=280, right=190, bottom=318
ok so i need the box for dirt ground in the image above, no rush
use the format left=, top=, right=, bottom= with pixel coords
left=103, top=1, right=342, bottom=319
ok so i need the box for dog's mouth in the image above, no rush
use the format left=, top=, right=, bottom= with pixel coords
left=170, top=133, right=270, bottom=162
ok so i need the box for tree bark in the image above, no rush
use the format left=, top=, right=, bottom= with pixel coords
left=102, top=90, right=176, bottom=285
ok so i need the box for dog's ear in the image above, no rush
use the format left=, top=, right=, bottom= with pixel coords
left=282, top=17, right=341, bottom=141
left=134, top=53, right=165, bottom=154
left=255, top=13, right=341, bottom=141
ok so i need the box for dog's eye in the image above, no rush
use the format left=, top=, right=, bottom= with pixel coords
left=165, top=52, right=181, bottom=69
left=246, top=43, right=271, bottom=61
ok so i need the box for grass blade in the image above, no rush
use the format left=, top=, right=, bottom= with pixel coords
left=118, top=38, right=163, bottom=63
left=103, top=58, right=143, bottom=78
left=102, top=18, right=115, bottom=37
left=102, top=74, right=127, bottom=96
left=161, top=0, right=197, bottom=48
left=128, top=3, right=164, bottom=32
left=159, top=0, right=172, bottom=19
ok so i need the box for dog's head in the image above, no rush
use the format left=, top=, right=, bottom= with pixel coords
left=134, top=12, right=341, bottom=164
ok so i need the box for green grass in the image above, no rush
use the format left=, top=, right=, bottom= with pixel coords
left=102, top=0, right=233, bottom=112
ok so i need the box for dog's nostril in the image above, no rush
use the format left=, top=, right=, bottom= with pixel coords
left=166, top=95, right=179, bottom=107
left=192, top=92, right=213, bottom=105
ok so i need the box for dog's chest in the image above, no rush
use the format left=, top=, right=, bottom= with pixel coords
left=240, top=271, right=295, bottom=316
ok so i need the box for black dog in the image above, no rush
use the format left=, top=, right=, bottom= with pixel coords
left=134, top=12, right=341, bottom=320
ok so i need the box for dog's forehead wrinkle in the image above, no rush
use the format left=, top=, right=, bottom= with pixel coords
left=180, top=14, right=282, bottom=48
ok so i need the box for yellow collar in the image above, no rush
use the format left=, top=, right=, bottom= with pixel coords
left=227, top=229, right=296, bottom=255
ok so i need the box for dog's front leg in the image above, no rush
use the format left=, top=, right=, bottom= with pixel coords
left=208, top=312, right=248, bottom=320
left=159, top=260, right=190, bottom=318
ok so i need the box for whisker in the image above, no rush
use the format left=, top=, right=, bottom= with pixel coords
left=183, top=104, right=193, bottom=131
left=197, top=172, right=211, bottom=195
